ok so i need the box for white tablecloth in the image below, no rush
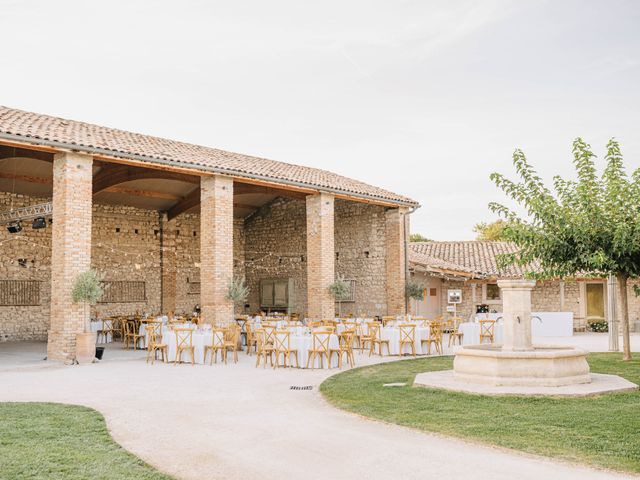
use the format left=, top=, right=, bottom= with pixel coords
left=139, top=322, right=195, bottom=349
left=90, top=320, right=112, bottom=343
left=460, top=322, right=504, bottom=345
left=275, top=332, right=339, bottom=368
left=162, top=329, right=224, bottom=364
left=378, top=326, right=430, bottom=355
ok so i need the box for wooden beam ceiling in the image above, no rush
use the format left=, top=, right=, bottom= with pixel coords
left=92, top=164, right=199, bottom=195
left=0, top=145, right=54, bottom=162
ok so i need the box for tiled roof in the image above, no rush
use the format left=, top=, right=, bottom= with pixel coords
left=0, top=106, right=418, bottom=206
left=409, top=241, right=526, bottom=278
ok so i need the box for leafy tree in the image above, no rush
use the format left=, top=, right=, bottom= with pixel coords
left=473, top=219, right=508, bottom=241
left=489, top=138, right=638, bottom=360
left=328, top=275, right=351, bottom=317
left=71, top=270, right=104, bottom=332
left=407, top=279, right=426, bottom=300
left=409, top=233, right=431, bottom=242
left=226, top=276, right=249, bottom=322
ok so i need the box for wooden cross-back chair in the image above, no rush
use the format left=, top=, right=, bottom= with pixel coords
left=145, top=324, right=167, bottom=364
left=98, top=319, right=114, bottom=344
left=479, top=319, right=495, bottom=344
left=174, top=328, right=195, bottom=365
left=422, top=322, right=443, bottom=355
left=223, top=325, right=241, bottom=364
left=204, top=329, right=226, bottom=365
left=273, top=331, right=299, bottom=368
left=448, top=317, right=465, bottom=346
left=255, top=329, right=274, bottom=368
left=398, top=324, right=416, bottom=357
left=368, top=323, right=390, bottom=357
left=123, top=320, right=144, bottom=350
left=331, top=329, right=356, bottom=368
left=306, top=332, right=331, bottom=369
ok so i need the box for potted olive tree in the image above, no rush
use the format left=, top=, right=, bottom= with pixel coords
left=328, top=275, right=351, bottom=318
left=71, top=270, right=104, bottom=364
left=226, top=276, right=249, bottom=321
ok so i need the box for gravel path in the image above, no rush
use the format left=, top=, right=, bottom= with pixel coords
left=0, top=338, right=636, bottom=480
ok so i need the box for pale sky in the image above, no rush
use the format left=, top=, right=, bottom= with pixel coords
left=1, top=0, right=639, bottom=239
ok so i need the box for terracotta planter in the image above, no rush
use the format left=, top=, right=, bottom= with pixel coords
left=76, top=332, right=97, bottom=364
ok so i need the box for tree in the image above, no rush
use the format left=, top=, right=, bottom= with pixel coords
left=71, top=270, right=104, bottom=332
left=406, top=279, right=426, bottom=301
left=410, top=233, right=431, bottom=242
left=226, top=276, right=249, bottom=323
left=328, top=275, right=351, bottom=317
left=473, top=219, right=508, bottom=241
left=489, top=138, right=638, bottom=360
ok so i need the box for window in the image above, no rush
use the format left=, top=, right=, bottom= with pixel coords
left=0, top=280, right=41, bottom=306
left=99, top=281, right=146, bottom=303
left=337, top=279, right=356, bottom=303
left=485, top=283, right=501, bottom=301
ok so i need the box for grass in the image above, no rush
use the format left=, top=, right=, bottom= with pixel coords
left=320, top=353, right=640, bottom=474
left=0, top=402, right=173, bottom=480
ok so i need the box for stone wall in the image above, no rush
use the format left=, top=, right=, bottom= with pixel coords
left=242, top=197, right=389, bottom=317
left=1, top=190, right=395, bottom=340
left=0, top=193, right=51, bottom=341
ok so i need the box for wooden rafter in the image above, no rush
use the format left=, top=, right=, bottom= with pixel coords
left=92, top=164, right=199, bottom=195
left=167, top=188, right=200, bottom=220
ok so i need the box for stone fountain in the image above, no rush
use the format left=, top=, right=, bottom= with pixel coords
left=453, top=279, right=590, bottom=387
left=414, top=279, right=638, bottom=396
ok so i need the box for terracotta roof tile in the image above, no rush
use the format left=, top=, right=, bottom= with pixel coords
left=409, top=241, right=526, bottom=278
left=0, top=106, right=418, bottom=206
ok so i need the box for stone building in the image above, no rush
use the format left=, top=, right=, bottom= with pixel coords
left=0, top=106, right=418, bottom=362
left=409, top=241, right=640, bottom=331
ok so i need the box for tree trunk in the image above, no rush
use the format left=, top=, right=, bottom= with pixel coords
left=616, top=272, right=632, bottom=361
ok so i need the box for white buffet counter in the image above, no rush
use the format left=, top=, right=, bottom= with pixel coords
left=474, top=312, right=573, bottom=337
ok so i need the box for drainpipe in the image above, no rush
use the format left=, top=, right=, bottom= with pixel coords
left=404, top=205, right=420, bottom=315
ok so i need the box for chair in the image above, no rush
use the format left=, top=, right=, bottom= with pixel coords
left=308, top=321, right=322, bottom=328
left=398, top=324, right=416, bottom=357
left=97, top=319, right=114, bottom=344
left=174, top=328, right=195, bottom=365
left=448, top=317, right=465, bottom=346
left=262, top=325, right=277, bottom=347
left=479, top=319, right=496, bottom=344
left=369, top=323, right=390, bottom=357
left=306, top=332, right=331, bottom=369
left=422, top=322, right=443, bottom=355
left=123, top=320, right=144, bottom=350
left=145, top=324, right=167, bottom=364
left=331, top=329, right=356, bottom=368
left=222, top=325, right=241, bottom=364
left=245, top=322, right=257, bottom=355
left=255, top=329, right=274, bottom=368
left=273, top=331, right=299, bottom=368
left=204, top=329, right=226, bottom=365
left=359, top=322, right=376, bottom=353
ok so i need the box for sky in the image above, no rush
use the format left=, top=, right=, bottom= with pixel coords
left=1, top=0, right=639, bottom=239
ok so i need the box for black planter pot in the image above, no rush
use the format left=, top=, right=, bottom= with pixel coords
left=95, top=346, right=105, bottom=360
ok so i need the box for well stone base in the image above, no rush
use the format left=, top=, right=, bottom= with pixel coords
left=414, top=371, right=638, bottom=397
left=453, top=345, right=591, bottom=387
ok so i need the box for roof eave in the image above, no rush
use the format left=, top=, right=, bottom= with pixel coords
left=0, top=132, right=420, bottom=209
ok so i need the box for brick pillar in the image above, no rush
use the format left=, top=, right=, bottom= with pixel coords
left=200, top=175, right=234, bottom=325
left=385, top=207, right=408, bottom=315
left=47, top=152, right=93, bottom=362
left=306, top=193, right=335, bottom=320
left=160, top=213, right=177, bottom=315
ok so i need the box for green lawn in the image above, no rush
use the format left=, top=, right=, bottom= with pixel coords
left=0, top=403, right=173, bottom=480
left=320, top=353, right=640, bottom=474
